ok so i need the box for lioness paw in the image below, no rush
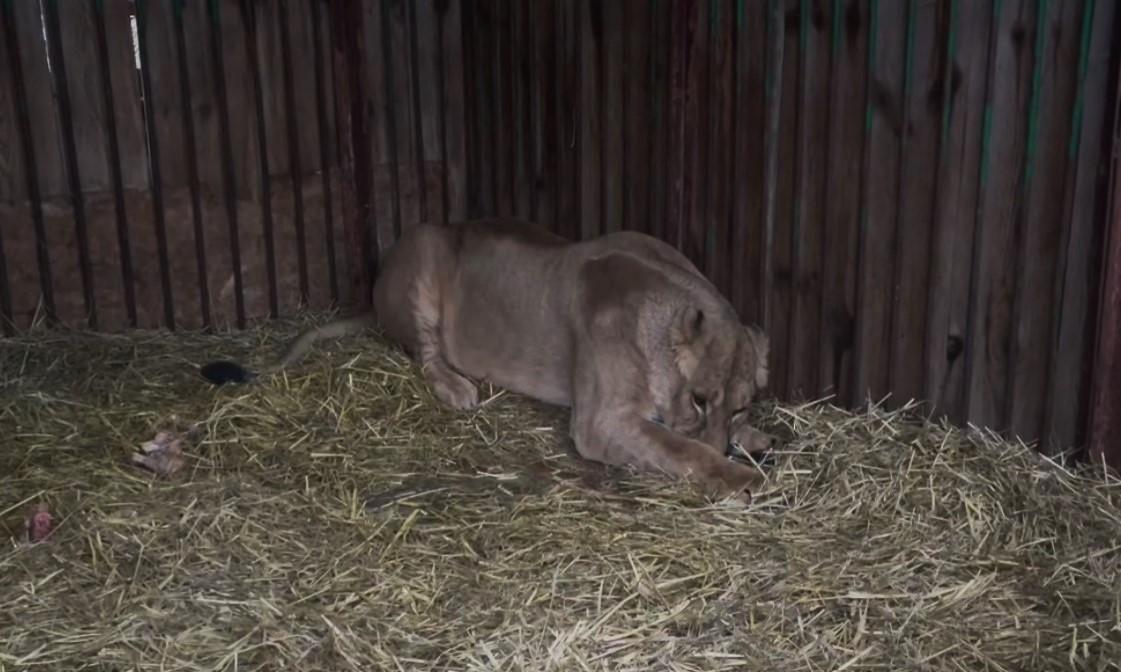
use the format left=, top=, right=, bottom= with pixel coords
left=431, top=373, right=480, bottom=410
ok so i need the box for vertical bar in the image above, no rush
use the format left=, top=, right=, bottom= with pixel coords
left=92, top=0, right=137, bottom=328
left=380, top=0, right=403, bottom=241
left=406, top=0, right=428, bottom=225
left=2, top=0, right=55, bottom=324
left=1003, top=0, right=1049, bottom=428
left=849, top=0, right=879, bottom=405
left=207, top=0, right=245, bottom=327
left=436, top=0, right=450, bottom=224
left=960, top=0, right=1001, bottom=418
left=885, top=0, right=916, bottom=395
left=0, top=184, right=10, bottom=332
left=921, top=0, right=959, bottom=401
left=311, top=0, right=339, bottom=301
left=42, top=0, right=97, bottom=329
left=278, top=0, right=309, bottom=305
left=240, top=0, right=278, bottom=317
left=760, top=0, right=784, bottom=332
left=1043, top=0, right=1095, bottom=446
left=171, top=0, right=212, bottom=328
left=1088, top=30, right=1121, bottom=473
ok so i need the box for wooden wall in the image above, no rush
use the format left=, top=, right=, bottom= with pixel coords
left=460, top=0, right=1121, bottom=456
left=0, top=0, right=466, bottom=333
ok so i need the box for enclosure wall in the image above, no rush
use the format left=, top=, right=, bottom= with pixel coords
left=457, top=0, right=1121, bottom=456
left=0, top=0, right=467, bottom=333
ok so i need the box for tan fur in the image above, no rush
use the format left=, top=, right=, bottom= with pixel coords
left=273, top=219, right=773, bottom=501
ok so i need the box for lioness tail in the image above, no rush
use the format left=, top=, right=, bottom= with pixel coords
left=199, top=312, right=377, bottom=385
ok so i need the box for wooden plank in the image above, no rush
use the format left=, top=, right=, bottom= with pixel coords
left=681, top=0, right=710, bottom=269
left=1047, top=0, right=1118, bottom=451
left=817, top=0, right=870, bottom=404
left=386, top=0, right=419, bottom=236
left=206, top=0, right=248, bottom=328
left=555, top=0, right=579, bottom=241
left=888, top=0, right=946, bottom=406
left=923, top=0, right=991, bottom=424
left=529, top=0, right=558, bottom=229
left=787, top=0, right=832, bottom=399
left=730, top=0, right=769, bottom=327
left=255, top=0, right=302, bottom=316
left=330, top=0, right=374, bottom=307
left=413, top=0, right=445, bottom=224
left=93, top=0, right=140, bottom=329
left=509, top=0, right=532, bottom=220
left=647, top=0, right=671, bottom=244
left=134, top=0, right=177, bottom=327
left=767, top=0, right=800, bottom=400
left=0, top=1, right=32, bottom=331
left=704, top=0, right=734, bottom=296
left=438, top=0, right=468, bottom=223
left=964, top=0, right=1039, bottom=433
left=851, top=0, right=906, bottom=406
left=666, top=0, right=693, bottom=252
left=279, top=0, right=312, bottom=306
left=622, top=0, right=649, bottom=234
left=1087, top=30, right=1121, bottom=473
left=601, top=0, right=624, bottom=233
left=45, top=0, right=103, bottom=329
left=241, top=0, right=280, bottom=318
left=578, top=0, right=602, bottom=240
left=1008, top=0, right=1085, bottom=445
left=219, top=0, right=269, bottom=323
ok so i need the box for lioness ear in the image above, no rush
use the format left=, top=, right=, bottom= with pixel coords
left=671, top=306, right=705, bottom=347
left=745, top=325, right=770, bottom=390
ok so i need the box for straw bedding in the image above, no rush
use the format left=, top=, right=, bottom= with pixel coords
left=1, top=315, right=1119, bottom=671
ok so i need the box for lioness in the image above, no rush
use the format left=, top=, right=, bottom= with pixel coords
left=202, top=219, right=774, bottom=501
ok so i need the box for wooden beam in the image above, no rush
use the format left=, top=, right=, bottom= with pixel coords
left=1088, top=45, right=1121, bottom=474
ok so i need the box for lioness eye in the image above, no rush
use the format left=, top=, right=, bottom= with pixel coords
left=691, top=393, right=708, bottom=413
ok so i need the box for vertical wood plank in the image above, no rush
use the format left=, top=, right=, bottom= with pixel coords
left=622, top=0, right=649, bottom=235
left=555, top=0, right=580, bottom=241
left=888, top=0, right=947, bottom=406
left=135, top=0, right=177, bottom=328
left=964, top=0, right=1039, bottom=433
left=40, top=0, right=95, bottom=328
left=439, top=0, right=468, bottom=223
left=578, top=0, right=602, bottom=239
left=705, top=0, right=735, bottom=296
left=1047, top=0, right=1117, bottom=451
left=0, top=0, right=26, bottom=332
left=852, top=0, right=906, bottom=405
left=601, top=0, right=624, bottom=233
left=279, top=0, right=311, bottom=307
left=1008, top=0, right=1085, bottom=444
left=682, top=0, right=710, bottom=269
left=730, top=0, right=769, bottom=327
left=787, top=0, right=832, bottom=399
left=311, top=0, right=339, bottom=303
left=647, top=0, right=671, bottom=244
left=530, top=0, right=558, bottom=229
left=768, top=0, right=800, bottom=400
left=923, top=0, right=992, bottom=424
left=413, top=0, right=445, bottom=224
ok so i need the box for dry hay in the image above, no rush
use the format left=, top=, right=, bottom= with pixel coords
left=1, top=315, right=1119, bottom=672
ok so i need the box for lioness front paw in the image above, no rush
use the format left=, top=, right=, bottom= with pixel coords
left=710, top=460, right=765, bottom=503
left=431, top=372, right=480, bottom=410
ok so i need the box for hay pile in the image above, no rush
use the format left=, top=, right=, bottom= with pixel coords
left=1, top=316, right=1119, bottom=671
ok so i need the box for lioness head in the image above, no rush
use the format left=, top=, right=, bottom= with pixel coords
left=656, top=305, right=773, bottom=458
